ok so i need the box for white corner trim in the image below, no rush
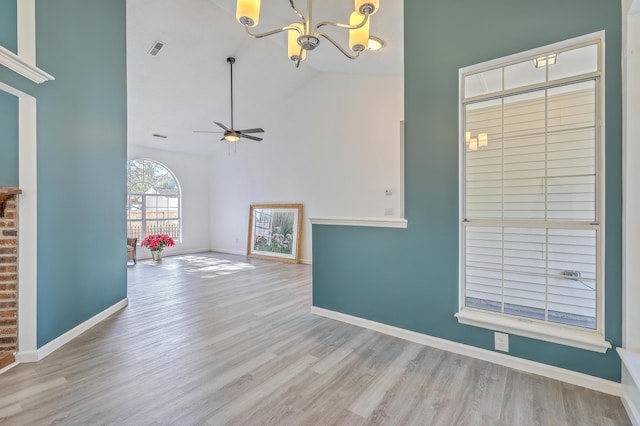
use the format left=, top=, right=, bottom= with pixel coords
left=309, top=216, right=408, bottom=229
left=618, top=348, right=640, bottom=425
left=311, top=306, right=621, bottom=396
left=34, top=299, right=128, bottom=361
left=0, top=45, right=54, bottom=84
left=455, top=309, right=611, bottom=353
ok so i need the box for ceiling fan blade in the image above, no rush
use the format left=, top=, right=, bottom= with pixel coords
left=214, top=121, right=230, bottom=131
left=220, top=136, right=226, bottom=141
left=193, top=130, right=224, bottom=134
left=241, top=134, right=262, bottom=142
left=238, top=128, right=264, bottom=134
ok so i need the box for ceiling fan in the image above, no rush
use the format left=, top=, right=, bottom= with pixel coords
left=194, top=57, right=264, bottom=143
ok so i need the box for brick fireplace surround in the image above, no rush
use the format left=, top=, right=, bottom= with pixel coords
left=0, top=188, right=21, bottom=369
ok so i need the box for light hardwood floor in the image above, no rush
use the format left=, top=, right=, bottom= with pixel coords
left=0, top=252, right=631, bottom=425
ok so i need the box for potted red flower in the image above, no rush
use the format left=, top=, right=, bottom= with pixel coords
left=141, top=234, right=175, bottom=261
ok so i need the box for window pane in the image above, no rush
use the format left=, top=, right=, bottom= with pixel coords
left=464, top=68, right=502, bottom=98
left=504, top=59, right=546, bottom=90
left=465, top=99, right=503, bottom=219
left=548, top=44, right=598, bottom=81
left=127, top=159, right=181, bottom=241
left=465, top=226, right=597, bottom=328
left=547, top=228, right=596, bottom=328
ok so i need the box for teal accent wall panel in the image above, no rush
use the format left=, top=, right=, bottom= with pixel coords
left=33, top=0, right=128, bottom=347
left=0, top=89, right=18, bottom=186
left=313, top=0, right=622, bottom=381
left=0, top=0, right=17, bottom=53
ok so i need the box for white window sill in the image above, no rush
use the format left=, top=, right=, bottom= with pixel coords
left=455, top=309, right=611, bottom=353
left=309, top=216, right=408, bottom=229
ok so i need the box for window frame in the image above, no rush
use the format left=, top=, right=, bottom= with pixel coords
left=455, top=31, right=610, bottom=353
left=127, top=158, right=182, bottom=244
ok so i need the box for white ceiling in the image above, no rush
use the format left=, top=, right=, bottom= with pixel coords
left=127, top=0, right=404, bottom=155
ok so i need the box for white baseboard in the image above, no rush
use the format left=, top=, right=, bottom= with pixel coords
left=14, top=350, right=37, bottom=363
left=137, top=247, right=212, bottom=260
left=209, top=248, right=247, bottom=256
left=210, top=248, right=312, bottom=265
left=35, top=298, right=128, bottom=361
left=0, top=361, right=18, bottom=375
left=621, top=389, right=640, bottom=426
left=310, top=306, right=621, bottom=397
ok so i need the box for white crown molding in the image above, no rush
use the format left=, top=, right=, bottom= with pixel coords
left=311, top=306, right=621, bottom=396
left=0, top=45, right=54, bottom=84
left=309, top=216, right=408, bottom=229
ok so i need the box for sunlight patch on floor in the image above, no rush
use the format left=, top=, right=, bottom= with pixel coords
left=177, top=255, right=256, bottom=277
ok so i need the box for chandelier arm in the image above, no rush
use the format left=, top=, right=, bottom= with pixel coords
left=317, top=33, right=361, bottom=60
left=315, top=13, right=369, bottom=32
left=288, top=0, right=307, bottom=25
left=243, top=23, right=301, bottom=39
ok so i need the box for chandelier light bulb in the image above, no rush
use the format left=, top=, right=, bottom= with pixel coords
left=236, top=0, right=261, bottom=27
left=349, top=11, right=370, bottom=52
left=288, top=23, right=306, bottom=62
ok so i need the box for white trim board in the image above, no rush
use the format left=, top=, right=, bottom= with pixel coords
left=0, top=81, right=39, bottom=359
left=33, top=299, right=128, bottom=361
left=619, top=348, right=640, bottom=425
left=0, top=45, right=53, bottom=84
left=309, top=217, right=408, bottom=229
left=310, top=306, right=621, bottom=397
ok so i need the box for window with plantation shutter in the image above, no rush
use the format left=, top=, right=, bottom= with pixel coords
left=455, top=33, right=610, bottom=353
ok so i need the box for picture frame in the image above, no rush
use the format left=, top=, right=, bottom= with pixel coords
left=247, top=203, right=303, bottom=263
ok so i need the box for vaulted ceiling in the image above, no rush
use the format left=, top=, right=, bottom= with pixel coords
left=127, top=0, right=404, bottom=155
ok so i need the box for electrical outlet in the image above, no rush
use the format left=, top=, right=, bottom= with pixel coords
left=495, top=332, right=509, bottom=352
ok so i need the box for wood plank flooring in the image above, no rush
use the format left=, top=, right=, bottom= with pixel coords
left=0, top=252, right=631, bottom=425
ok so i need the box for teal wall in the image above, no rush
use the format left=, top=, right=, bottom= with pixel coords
left=313, top=0, right=623, bottom=381
left=0, top=0, right=127, bottom=347
left=0, top=0, right=17, bottom=53
left=0, top=89, right=18, bottom=186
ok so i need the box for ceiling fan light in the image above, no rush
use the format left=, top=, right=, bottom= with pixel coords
left=236, top=0, right=260, bottom=27
left=225, top=133, right=240, bottom=143
left=355, top=0, right=378, bottom=15
left=288, top=23, right=306, bottom=62
left=349, top=11, right=369, bottom=52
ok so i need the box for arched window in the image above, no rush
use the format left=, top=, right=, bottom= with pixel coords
left=127, top=159, right=181, bottom=242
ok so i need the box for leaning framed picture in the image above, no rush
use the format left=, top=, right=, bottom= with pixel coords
left=247, top=203, right=303, bottom=263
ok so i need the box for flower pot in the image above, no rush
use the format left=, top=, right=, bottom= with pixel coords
left=151, top=250, right=163, bottom=261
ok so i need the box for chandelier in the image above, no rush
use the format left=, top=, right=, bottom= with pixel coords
left=235, top=0, right=380, bottom=67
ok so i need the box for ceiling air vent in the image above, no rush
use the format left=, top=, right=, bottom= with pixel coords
left=148, top=40, right=165, bottom=56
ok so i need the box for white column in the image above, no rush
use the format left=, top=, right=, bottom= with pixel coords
left=620, top=1, right=640, bottom=424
